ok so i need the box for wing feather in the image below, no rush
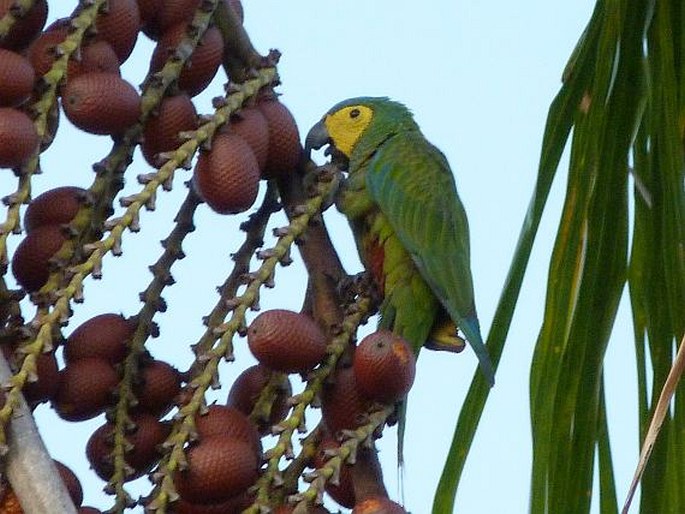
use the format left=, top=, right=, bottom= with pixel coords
left=365, top=132, right=494, bottom=383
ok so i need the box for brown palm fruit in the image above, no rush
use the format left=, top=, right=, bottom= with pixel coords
left=0, top=49, right=35, bottom=106
left=227, top=364, right=292, bottom=435
left=24, top=186, right=86, bottom=233
left=11, top=224, right=67, bottom=292
left=62, top=72, right=140, bottom=136
left=78, top=508, right=103, bottom=514
left=194, top=405, right=261, bottom=454
left=353, top=331, right=416, bottom=404
left=172, top=492, right=252, bottom=514
left=23, top=351, right=60, bottom=405
left=141, top=93, right=197, bottom=166
left=321, top=367, right=372, bottom=435
left=26, top=22, right=67, bottom=77
left=68, top=41, right=121, bottom=78
left=54, top=460, right=84, bottom=507
left=257, top=97, right=302, bottom=178
left=247, top=309, right=328, bottom=374
left=29, top=26, right=121, bottom=80
left=352, top=496, right=407, bottom=514
left=0, top=0, right=48, bottom=51
left=156, top=0, right=200, bottom=34
left=53, top=358, right=118, bottom=421
left=227, top=0, right=244, bottom=23
left=134, top=359, right=182, bottom=416
left=136, top=0, right=162, bottom=40
left=228, top=107, right=269, bottom=170
left=87, top=414, right=170, bottom=481
left=93, top=0, right=141, bottom=63
left=64, top=313, right=135, bottom=365
left=313, top=436, right=355, bottom=508
left=0, top=107, right=38, bottom=168
left=150, top=24, right=223, bottom=97
left=193, top=132, right=260, bottom=214
left=174, top=435, right=260, bottom=504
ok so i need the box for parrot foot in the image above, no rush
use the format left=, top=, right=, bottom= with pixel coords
left=426, top=318, right=467, bottom=353
left=337, top=272, right=381, bottom=314
left=425, top=337, right=467, bottom=353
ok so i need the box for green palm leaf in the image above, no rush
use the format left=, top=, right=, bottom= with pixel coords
left=434, top=0, right=685, bottom=512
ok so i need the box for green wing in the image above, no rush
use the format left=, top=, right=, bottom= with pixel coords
left=365, top=132, right=494, bottom=384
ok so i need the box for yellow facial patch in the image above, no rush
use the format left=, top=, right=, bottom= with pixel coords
left=323, top=105, right=373, bottom=157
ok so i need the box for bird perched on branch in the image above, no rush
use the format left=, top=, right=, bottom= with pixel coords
left=305, top=97, right=494, bottom=460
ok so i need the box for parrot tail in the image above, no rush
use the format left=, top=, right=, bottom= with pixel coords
left=459, top=315, right=495, bottom=386
left=396, top=399, right=408, bottom=503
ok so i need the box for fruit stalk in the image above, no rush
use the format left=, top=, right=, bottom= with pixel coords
left=293, top=405, right=393, bottom=510
left=146, top=170, right=334, bottom=513
left=105, top=186, right=201, bottom=513
left=245, top=294, right=373, bottom=512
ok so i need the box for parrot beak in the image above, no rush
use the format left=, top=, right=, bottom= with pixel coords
left=304, top=119, right=331, bottom=159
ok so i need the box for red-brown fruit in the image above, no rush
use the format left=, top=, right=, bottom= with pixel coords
left=11, top=224, right=66, bottom=292
left=23, top=351, right=60, bottom=405
left=54, top=460, right=84, bottom=507
left=172, top=493, right=252, bottom=514
left=141, top=93, right=197, bottom=166
left=62, top=72, right=140, bottom=136
left=0, top=0, right=48, bottom=51
left=227, top=364, right=292, bottom=435
left=87, top=414, right=170, bottom=481
left=28, top=23, right=120, bottom=79
left=94, top=0, right=140, bottom=63
left=313, top=436, right=355, bottom=508
left=321, top=367, right=372, bottom=435
left=229, top=107, right=269, bottom=170
left=150, top=24, right=223, bottom=97
left=247, top=309, right=328, bottom=374
left=136, top=0, right=164, bottom=39
left=257, top=98, right=302, bottom=178
left=156, top=0, right=200, bottom=34
left=353, top=330, right=416, bottom=404
left=194, top=405, right=261, bottom=454
left=26, top=23, right=66, bottom=77
left=0, top=107, right=38, bottom=168
left=352, top=497, right=407, bottom=514
left=78, top=508, right=103, bottom=514
left=53, top=358, right=118, bottom=421
left=174, top=436, right=259, bottom=504
left=134, top=359, right=182, bottom=416
left=65, top=313, right=135, bottom=365
left=68, top=41, right=121, bottom=78
left=24, top=186, right=86, bottom=233
left=0, top=49, right=35, bottom=106
left=193, top=132, right=260, bottom=214
left=227, top=0, right=244, bottom=23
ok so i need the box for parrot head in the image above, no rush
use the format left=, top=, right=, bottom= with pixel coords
left=305, top=97, right=419, bottom=167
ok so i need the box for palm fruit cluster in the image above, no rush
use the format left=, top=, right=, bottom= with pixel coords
left=0, top=0, right=410, bottom=513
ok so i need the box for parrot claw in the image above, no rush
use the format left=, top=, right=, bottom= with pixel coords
left=424, top=336, right=466, bottom=353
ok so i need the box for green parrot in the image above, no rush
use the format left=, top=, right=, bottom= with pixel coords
left=305, top=97, right=493, bottom=457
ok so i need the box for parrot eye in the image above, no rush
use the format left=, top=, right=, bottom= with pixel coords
left=349, top=108, right=360, bottom=119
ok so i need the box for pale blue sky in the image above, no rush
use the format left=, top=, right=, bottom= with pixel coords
left=2, top=1, right=644, bottom=512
